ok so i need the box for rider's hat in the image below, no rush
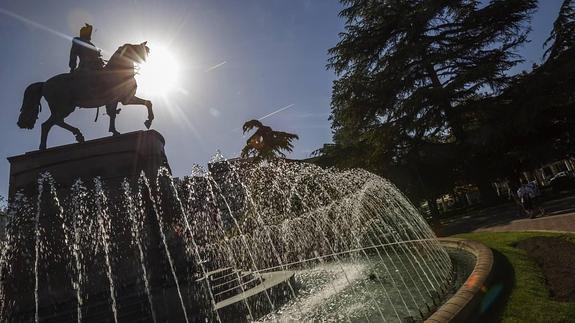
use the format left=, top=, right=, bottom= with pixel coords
left=79, top=23, right=93, bottom=40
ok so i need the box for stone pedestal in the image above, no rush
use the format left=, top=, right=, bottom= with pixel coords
left=7, top=130, right=171, bottom=198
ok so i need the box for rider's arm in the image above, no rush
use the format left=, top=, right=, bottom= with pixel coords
left=69, top=40, right=78, bottom=72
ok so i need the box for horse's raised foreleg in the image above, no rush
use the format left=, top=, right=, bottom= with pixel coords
left=121, top=96, right=153, bottom=129
left=106, top=103, right=121, bottom=136
left=56, top=120, right=85, bottom=143
left=39, top=116, right=56, bottom=150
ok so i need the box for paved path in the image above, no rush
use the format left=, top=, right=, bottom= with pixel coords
left=474, top=212, right=575, bottom=233
left=440, top=194, right=575, bottom=235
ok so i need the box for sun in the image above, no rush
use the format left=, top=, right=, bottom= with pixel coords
left=135, top=47, right=180, bottom=96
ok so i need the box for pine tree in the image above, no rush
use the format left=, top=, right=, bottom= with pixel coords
left=544, top=0, right=575, bottom=60
left=328, top=0, right=537, bottom=144
left=320, top=0, right=537, bottom=209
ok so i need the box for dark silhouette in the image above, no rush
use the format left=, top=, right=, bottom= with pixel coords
left=17, top=42, right=153, bottom=150
left=544, top=0, right=575, bottom=61
left=69, top=23, right=105, bottom=73
left=315, top=0, right=538, bottom=211
left=241, top=120, right=298, bottom=160
left=312, top=1, right=575, bottom=219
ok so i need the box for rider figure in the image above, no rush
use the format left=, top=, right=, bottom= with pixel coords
left=69, top=23, right=105, bottom=73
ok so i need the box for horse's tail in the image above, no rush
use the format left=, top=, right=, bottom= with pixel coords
left=17, top=82, right=44, bottom=129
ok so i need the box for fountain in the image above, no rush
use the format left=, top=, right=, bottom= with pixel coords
left=1, top=131, right=482, bottom=322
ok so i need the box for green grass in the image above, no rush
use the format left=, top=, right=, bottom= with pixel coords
left=454, top=231, right=575, bottom=323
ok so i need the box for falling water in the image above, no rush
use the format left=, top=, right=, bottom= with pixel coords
left=34, top=175, right=44, bottom=323
left=34, top=173, right=70, bottom=323
left=93, top=178, right=119, bottom=323
left=122, top=179, right=157, bottom=323
left=203, top=168, right=277, bottom=312
left=69, top=180, right=88, bottom=323
left=142, top=173, right=190, bottom=323
left=192, top=166, right=260, bottom=320
left=1, top=155, right=457, bottom=322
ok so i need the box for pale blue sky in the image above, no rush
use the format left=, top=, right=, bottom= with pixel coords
left=0, top=0, right=564, bottom=198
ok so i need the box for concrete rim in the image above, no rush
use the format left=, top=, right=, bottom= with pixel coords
left=425, top=238, right=494, bottom=323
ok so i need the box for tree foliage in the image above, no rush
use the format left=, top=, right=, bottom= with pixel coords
left=319, top=0, right=537, bottom=205
left=241, top=120, right=299, bottom=160
left=0, top=195, right=6, bottom=217
left=329, top=0, right=536, bottom=143
left=544, top=0, right=575, bottom=61
left=472, top=46, right=575, bottom=172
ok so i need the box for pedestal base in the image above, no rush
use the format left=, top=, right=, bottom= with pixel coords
left=7, top=130, right=170, bottom=198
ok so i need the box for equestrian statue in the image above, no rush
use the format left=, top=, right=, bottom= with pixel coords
left=17, top=23, right=154, bottom=150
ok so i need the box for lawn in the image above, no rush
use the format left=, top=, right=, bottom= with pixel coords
left=454, top=231, right=575, bottom=323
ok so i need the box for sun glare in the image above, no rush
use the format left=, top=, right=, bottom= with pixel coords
left=136, top=47, right=180, bottom=96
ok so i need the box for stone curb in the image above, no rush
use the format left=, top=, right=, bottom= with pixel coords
left=425, top=238, right=494, bottom=323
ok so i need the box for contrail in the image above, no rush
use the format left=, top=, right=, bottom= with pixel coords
left=231, top=103, right=296, bottom=134
left=0, top=8, right=112, bottom=55
left=205, top=61, right=227, bottom=72
left=258, top=103, right=295, bottom=121
left=0, top=8, right=72, bottom=41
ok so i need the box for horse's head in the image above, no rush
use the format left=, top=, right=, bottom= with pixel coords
left=107, top=42, right=150, bottom=71
left=123, top=42, right=150, bottom=64
left=137, top=41, right=150, bottom=62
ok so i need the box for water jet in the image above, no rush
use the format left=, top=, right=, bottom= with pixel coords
left=2, top=131, right=490, bottom=322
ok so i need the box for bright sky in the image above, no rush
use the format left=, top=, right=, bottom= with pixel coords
left=0, top=0, right=565, bottom=198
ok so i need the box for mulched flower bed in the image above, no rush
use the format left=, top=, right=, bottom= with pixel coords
left=516, top=236, right=575, bottom=302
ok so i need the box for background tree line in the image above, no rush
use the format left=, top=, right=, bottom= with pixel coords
left=313, top=0, right=575, bottom=216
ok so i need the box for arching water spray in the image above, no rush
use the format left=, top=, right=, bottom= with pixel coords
left=93, top=178, right=119, bottom=323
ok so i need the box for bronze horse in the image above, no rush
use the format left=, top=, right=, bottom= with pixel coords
left=17, top=42, right=154, bottom=150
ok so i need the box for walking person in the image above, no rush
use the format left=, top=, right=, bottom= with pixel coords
left=527, top=179, right=545, bottom=217
left=517, top=179, right=537, bottom=218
